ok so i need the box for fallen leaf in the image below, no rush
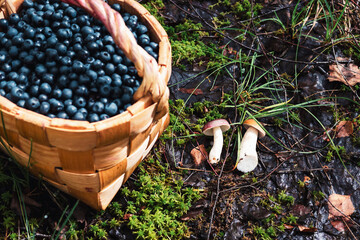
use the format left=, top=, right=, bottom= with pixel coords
left=298, top=225, right=318, bottom=232
left=330, top=220, right=346, bottom=232
left=335, top=121, right=354, bottom=138
left=123, top=213, right=133, bottom=220
left=328, top=59, right=360, bottom=86
left=190, top=144, right=208, bottom=166
left=178, top=88, right=203, bottom=95
left=283, top=224, right=295, bottom=229
left=328, top=193, right=355, bottom=219
left=180, top=209, right=203, bottom=221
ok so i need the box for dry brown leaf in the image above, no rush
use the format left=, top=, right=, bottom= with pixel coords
left=328, top=60, right=360, bottom=86
left=335, top=121, right=354, bottom=138
left=178, top=88, right=203, bottom=95
left=283, top=224, right=295, bottom=229
left=330, top=220, right=346, bottom=232
left=328, top=193, right=355, bottom=219
left=190, top=144, right=208, bottom=166
left=298, top=225, right=318, bottom=232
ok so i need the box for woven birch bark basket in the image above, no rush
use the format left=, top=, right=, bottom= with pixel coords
left=0, top=0, right=171, bottom=210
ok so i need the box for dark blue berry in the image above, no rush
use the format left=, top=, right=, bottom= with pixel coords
left=39, top=82, right=52, bottom=95
left=105, top=102, right=118, bottom=116
left=74, top=96, right=86, bottom=108
left=52, top=88, right=62, bottom=99
left=72, top=60, right=85, bottom=73
left=49, top=98, right=64, bottom=112
left=100, top=114, right=110, bottom=120
left=72, top=111, right=85, bottom=120
left=99, top=84, right=111, bottom=97
left=57, top=111, right=68, bottom=119
left=88, top=113, right=100, bottom=122
left=39, top=101, right=50, bottom=114
left=26, top=97, right=40, bottom=110
left=99, top=51, right=111, bottom=62
left=92, top=101, right=104, bottom=113
left=66, top=105, right=77, bottom=116
left=38, top=94, right=48, bottom=102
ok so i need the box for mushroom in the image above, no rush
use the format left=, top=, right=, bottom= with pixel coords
left=237, top=119, right=266, bottom=172
left=202, top=119, right=230, bottom=164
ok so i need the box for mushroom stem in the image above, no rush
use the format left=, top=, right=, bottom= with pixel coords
left=237, top=127, right=259, bottom=172
left=209, top=126, right=223, bottom=164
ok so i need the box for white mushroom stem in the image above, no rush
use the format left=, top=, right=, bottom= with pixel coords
left=209, top=126, right=223, bottom=164
left=237, top=127, right=259, bottom=172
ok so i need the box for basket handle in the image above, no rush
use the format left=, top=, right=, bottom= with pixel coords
left=62, top=0, right=169, bottom=120
left=0, top=0, right=16, bottom=17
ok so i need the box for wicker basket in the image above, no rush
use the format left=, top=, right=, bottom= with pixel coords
left=0, top=0, right=171, bottom=210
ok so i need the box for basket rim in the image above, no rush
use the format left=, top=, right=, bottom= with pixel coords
left=0, top=0, right=171, bottom=131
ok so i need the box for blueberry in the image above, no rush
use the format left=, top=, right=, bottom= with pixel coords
left=79, top=74, right=90, bottom=84
left=116, top=64, right=128, bottom=74
left=0, top=52, right=6, bottom=63
left=99, top=51, right=111, bottom=62
left=139, top=34, right=150, bottom=46
left=75, top=85, right=88, bottom=96
left=104, top=45, right=116, bottom=55
left=65, top=7, right=77, bottom=18
left=24, top=26, right=36, bottom=38
left=121, top=93, right=132, bottom=104
left=45, top=61, right=56, bottom=68
left=112, top=55, right=122, bottom=65
left=91, top=59, right=103, bottom=70
left=88, top=113, right=100, bottom=122
left=74, top=96, right=86, bottom=108
left=9, top=14, right=20, bottom=25
left=99, top=84, right=111, bottom=97
left=5, top=81, right=16, bottom=92
left=60, top=20, right=71, bottom=28
left=149, top=42, right=159, bottom=52
left=58, top=75, right=69, bottom=88
left=11, top=86, right=24, bottom=101
left=11, top=60, right=22, bottom=71
left=57, top=28, right=72, bottom=39
left=23, top=55, right=35, bottom=65
left=81, top=26, right=94, bottom=35
left=52, top=88, right=62, bottom=99
left=67, top=50, right=76, bottom=58
left=105, top=102, right=118, bottom=116
left=12, top=35, right=24, bottom=46
left=78, top=49, right=89, bottom=60
left=111, top=3, right=121, bottom=12
left=17, top=100, right=26, bottom=108
left=42, top=73, right=55, bottom=84
left=0, top=19, right=9, bottom=30
left=0, top=37, right=11, bottom=48
left=57, top=111, right=68, bottom=119
left=78, top=107, right=88, bottom=118
left=86, top=69, right=98, bottom=82
left=136, top=24, right=148, bottom=34
left=22, top=0, right=34, bottom=8
left=92, top=101, right=104, bottom=113
left=97, top=76, right=112, bottom=85
left=103, top=35, right=114, bottom=45
left=16, top=21, right=27, bottom=31
left=26, top=97, right=40, bottom=110
left=70, top=23, right=80, bottom=33
left=47, top=113, right=56, bottom=118
left=45, top=48, right=58, bottom=61
left=105, top=63, right=115, bottom=75
left=9, top=46, right=19, bottom=58
left=39, top=82, right=52, bottom=95
left=23, top=39, right=34, bottom=50
left=64, top=99, right=73, bottom=106
left=47, top=36, right=58, bottom=47
left=32, top=15, right=44, bottom=26
left=100, top=114, right=110, bottom=120
left=29, top=85, right=39, bottom=97
left=56, top=43, right=67, bottom=55
left=87, top=42, right=99, bottom=52
left=72, top=111, right=85, bottom=120
left=36, top=51, right=45, bottom=62
left=0, top=71, right=5, bottom=81
left=8, top=72, right=19, bottom=82
left=43, top=26, right=53, bottom=37
left=19, top=66, right=30, bottom=76
left=38, top=94, right=48, bottom=102
left=2, top=63, right=11, bottom=73
left=49, top=98, right=64, bottom=112
left=72, top=60, right=85, bottom=73
left=66, top=105, right=77, bottom=116
left=39, top=101, right=50, bottom=114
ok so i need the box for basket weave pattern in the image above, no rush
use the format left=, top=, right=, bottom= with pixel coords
left=0, top=0, right=171, bottom=210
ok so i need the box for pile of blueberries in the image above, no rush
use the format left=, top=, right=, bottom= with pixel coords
left=0, top=0, right=159, bottom=122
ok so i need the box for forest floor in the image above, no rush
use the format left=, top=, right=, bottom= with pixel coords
left=1, top=0, right=360, bottom=239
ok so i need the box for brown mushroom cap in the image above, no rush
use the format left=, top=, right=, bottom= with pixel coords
left=202, top=119, right=230, bottom=136
left=243, top=119, right=266, bottom=138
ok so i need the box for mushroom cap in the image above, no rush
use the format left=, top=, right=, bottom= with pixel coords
left=202, top=119, right=230, bottom=136
left=243, top=119, right=266, bottom=138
